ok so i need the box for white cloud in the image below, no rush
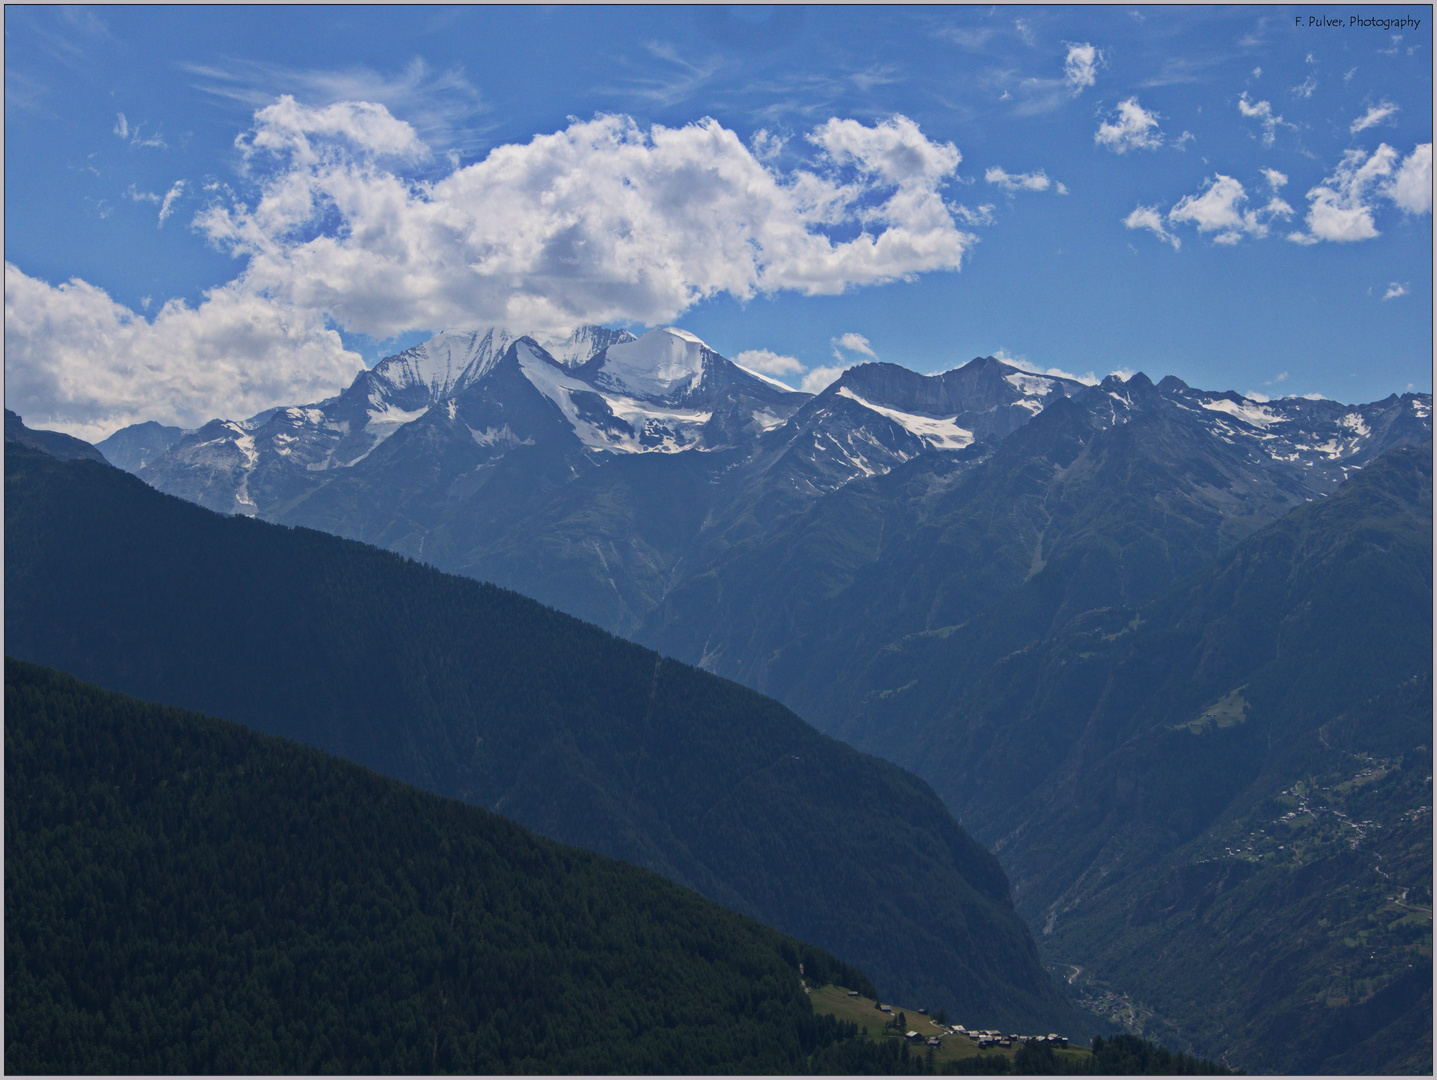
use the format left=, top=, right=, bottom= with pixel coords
left=126, top=184, right=160, bottom=204
left=1385, top=143, right=1431, bottom=214
left=992, top=348, right=1098, bottom=385
left=1173, top=130, right=1195, bottom=150
left=1246, top=390, right=1270, bottom=402
left=1350, top=100, right=1399, bottom=134
left=734, top=348, right=803, bottom=375
left=1292, top=75, right=1317, bottom=98
left=241, top=95, right=428, bottom=164
left=1063, top=42, right=1101, bottom=93
left=1109, top=368, right=1137, bottom=382
left=196, top=103, right=975, bottom=339
left=1383, top=282, right=1408, bottom=301
left=831, top=332, right=878, bottom=361
left=954, top=204, right=997, bottom=226
left=4, top=262, right=363, bottom=442
left=1123, top=204, right=1180, bottom=249
left=800, top=364, right=852, bottom=393
left=12, top=101, right=984, bottom=435
left=157, top=180, right=186, bottom=227
left=750, top=128, right=786, bottom=162
left=1167, top=174, right=1293, bottom=244
left=1261, top=167, right=1288, bottom=191
left=1237, top=92, right=1285, bottom=147
left=113, top=110, right=166, bottom=149
left=1095, top=97, right=1163, bottom=153
left=1055, top=181, right=1069, bottom=195
left=985, top=165, right=1053, bottom=193
left=181, top=56, right=492, bottom=158
left=1287, top=143, right=1429, bottom=243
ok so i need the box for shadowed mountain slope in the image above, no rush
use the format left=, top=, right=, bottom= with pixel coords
left=3, top=441, right=1094, bottom=1036
left=6, top=657, right=885, bottom=1074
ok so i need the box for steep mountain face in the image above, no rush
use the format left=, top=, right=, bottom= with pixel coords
left=133, top=326, right=634, bottom=516
left=634, top=373, right=1431, bottom=729
left=3, top=441, right=1096, bottom=1037
left=7, top=658, right=881, bottom=1075
left=5, top=409, right=108, bottom=464
left=877, top=441, right=1432, bottom=1074
left=94, top=418, right=184, bottom=472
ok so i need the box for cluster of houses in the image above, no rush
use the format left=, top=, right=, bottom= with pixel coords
left=862, top=996, right=1070, bottom=1053
left=945, top=1028, right=1070, bottom=1050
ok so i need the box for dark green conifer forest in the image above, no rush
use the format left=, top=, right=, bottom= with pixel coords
left=6, top=658, right=879, bottom=1074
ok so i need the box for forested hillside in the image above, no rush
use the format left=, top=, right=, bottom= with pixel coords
left=3, top=441, right=1093, bottom=1036
left=6, top=658, right=885, bottom=1074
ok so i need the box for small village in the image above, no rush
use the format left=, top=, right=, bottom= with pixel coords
left=808, top=984, right=1082, bottom=1067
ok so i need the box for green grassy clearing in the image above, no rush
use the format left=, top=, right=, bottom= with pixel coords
left=808, top=985, right=1090, bottom=1068
left=1175, top=687, right=1248, bottom=735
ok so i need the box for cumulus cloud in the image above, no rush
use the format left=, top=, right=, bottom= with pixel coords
left=734, top=348, right=803, bottom=376
left=4, top=262, right=363, bottom=442
left=1167, top=174, right=1293, bottom=244
left=1386, top=142, right=1431, bottom=214
left=799, top=364, right=851, bottom=394
left=831, top=332, right=878, bottom=361
left=1063, top=42, right=1101, bottom=93
left=1261, top=167, right=1288, bottom=191
left=1350, top=100, right=1399, bottom=134
left=1287, top=143, right=1430, bottom=243
left=1237, top=92, right=1285, bottom=147
left=1291, top=75, right=1317, bottom=99
left=985, top=165, right=1054, bottom=193
left=1123, top=205, right=1180, bottom=249
left=195, top=102, right=974, bottom=339
left=11, top=100, right=984, bottom=435
left=1383, top=282, right=1408, bottom=300
left=1095, top=97, right=1163, bottom=153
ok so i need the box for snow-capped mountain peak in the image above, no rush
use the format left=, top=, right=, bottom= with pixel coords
left=372, top=327, right=517, bottom=403
left=592, top=327, right=713, bottom=402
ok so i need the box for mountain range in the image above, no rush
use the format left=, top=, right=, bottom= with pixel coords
left=4, top=433, right=1093, bottom=1038
left=72, top=322, right=1437, bottom=1072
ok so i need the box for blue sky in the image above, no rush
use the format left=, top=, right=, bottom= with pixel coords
left=5, top=5, right=1431, bottom=440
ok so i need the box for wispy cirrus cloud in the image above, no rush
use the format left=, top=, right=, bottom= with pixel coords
left=1350, top=100, right=1399, bottom=134
left=1237, top=92, right=1288, bottom=147
left=157, top=180, right=187, bottom=227
left=180, top=55, right=492, bottom=159
left=985, top=165, right=1063, bottom=194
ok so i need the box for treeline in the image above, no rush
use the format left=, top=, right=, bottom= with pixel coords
left=6, top=658, right=887, bottom=1074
